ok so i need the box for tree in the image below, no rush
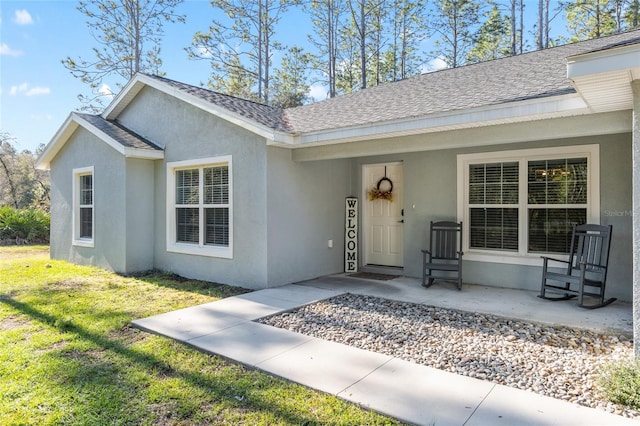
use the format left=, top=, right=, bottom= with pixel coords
left=307, top=0, right=348, bottom=98
left=271, top=46, right=313, bottom=108
left=628, top=0, right=640, bottom=28
left=564, top=0, right=618, bottom=42
left=209, top=53, right=259, bottom=101
left=380, top=0, right=427, bottom=82
left=188, top=0, right=295, bottom=104
left=467, top=4, right=511, bottom=63
left=335, top=23, right=361, bottom=94
left=0, top=133, right=49, bottom=210
left=501, top=0, right=521, bottom=55
left=347, top=0, right=386, bottom=89
left=429, top=0, right=481, bottom=68
left=63, top=0, right=185, bottom=111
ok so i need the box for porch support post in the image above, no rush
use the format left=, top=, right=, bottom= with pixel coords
left=632, top=80, right=640, bottom=358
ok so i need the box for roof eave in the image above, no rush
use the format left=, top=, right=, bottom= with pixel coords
left=283, top=93, right=589, bottom=148
left=568, top=43, right=640, bottom=113
left=35, top=112, right=164, bottom=170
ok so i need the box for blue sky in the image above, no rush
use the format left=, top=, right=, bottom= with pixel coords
left=1, top=1, right=563, bottom=154
left=1, top=1, right=225, bottom=153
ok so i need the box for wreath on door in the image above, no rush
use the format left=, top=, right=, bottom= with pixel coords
left=368, top=174, right=393, bottom=201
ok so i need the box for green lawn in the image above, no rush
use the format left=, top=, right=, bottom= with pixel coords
left=0, top=246, right=400, bottom=425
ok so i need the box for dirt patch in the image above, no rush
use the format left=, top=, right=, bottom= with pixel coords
left=0, top=314, right=31, bottom=331
left=0, top=246, right=50, bottom=260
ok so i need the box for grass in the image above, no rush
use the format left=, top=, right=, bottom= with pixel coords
left=0, top=246, right=400, bottom=425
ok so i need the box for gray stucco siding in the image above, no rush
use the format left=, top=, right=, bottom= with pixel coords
left=49, top=127, right=127, bottom=272
left=353, top=133, right=632, bottom=301
left=266, top=147, right=352, bottom=286
left=118, top=86, right=270, bottom=288
left=124, top=158, right=155, bottom=272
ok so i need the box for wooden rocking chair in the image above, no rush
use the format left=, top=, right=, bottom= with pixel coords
left=421, top=221, right=463, bottom=290
left=539, top=224, right=615, bottom=309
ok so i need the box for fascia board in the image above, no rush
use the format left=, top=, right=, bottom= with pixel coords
left=35, top=114, right=78, bottom=170
left=102, top=73, right=147, bottom=120
left=122, top=147, right=165, bottom=160
left=567, top=44, right=640, bottom=79
left=288, top=94, right=588, bottom=147
left=291, top=110, right=631, bottom=162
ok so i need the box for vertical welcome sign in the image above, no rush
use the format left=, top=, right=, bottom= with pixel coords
left=345, top=197, right=358, bottom=272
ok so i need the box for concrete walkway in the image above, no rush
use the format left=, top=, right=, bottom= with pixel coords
left=132, top=276, right=637, bottom=426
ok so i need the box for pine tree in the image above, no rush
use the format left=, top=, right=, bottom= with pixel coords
left=188, top=0, right=295, bottom=104
left=467, top=4, right=511, bottom=63
left=62, top=0, right=185, bottom=111
left=429, top=0, right=481, bottom=68
left=564, top=0, right=618, bottom=41
left=271, top=46, right=313, bottom=108
left=307, top=0, right=348, bottom=98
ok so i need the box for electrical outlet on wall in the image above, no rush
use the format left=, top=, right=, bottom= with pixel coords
left=328, top=239, right=333, bottom=248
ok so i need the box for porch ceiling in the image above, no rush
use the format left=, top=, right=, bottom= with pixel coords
left=568, top=43, right=640, bottom=113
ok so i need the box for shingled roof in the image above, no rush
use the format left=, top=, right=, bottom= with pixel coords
left=143, top=29, right=640, bottom=136
left=144, top=75, right=293, bottom=133
left=283, top=29, right=640, bottom=134
left=76, top=113, right=163, bottom=151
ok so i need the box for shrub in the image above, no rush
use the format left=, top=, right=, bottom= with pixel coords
left=0, top=206, right=50, bottom=243
left=600, top=359, right=640, bottom=409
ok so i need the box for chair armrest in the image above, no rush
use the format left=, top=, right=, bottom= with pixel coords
left=579, top=261, right=605, bottom=269
left=540, top=256, right=570, bottom=266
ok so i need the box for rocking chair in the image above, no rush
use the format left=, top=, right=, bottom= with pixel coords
left=421, top=221, right=463, bottom=290
left=539, top=224, right=615, bottom=309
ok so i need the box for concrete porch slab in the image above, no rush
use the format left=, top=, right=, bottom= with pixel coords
left=301, top=275, right=633, bottom=335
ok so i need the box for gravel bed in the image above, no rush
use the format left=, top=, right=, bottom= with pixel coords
left=257, top=293, right=637, bottom=418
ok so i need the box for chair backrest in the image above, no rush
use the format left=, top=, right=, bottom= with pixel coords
left=569, top=224, right=612, bottom=278
left=430, top=221, right=463, bottom=260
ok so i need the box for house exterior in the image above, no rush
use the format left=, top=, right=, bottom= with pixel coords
left=36, top=30, right=640, bottom=310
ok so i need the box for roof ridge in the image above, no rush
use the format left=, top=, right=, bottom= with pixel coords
left=142, top=74, right=282, bottom=110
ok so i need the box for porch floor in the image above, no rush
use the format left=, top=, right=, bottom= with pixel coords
left=300, top=274, right=633, bottom=335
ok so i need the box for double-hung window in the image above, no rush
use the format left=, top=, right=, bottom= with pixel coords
left=73, top=166, right=94, bottom=247
left=458, top=145, right=599, bottom=264
left=167, top=156, right=232, bottom=258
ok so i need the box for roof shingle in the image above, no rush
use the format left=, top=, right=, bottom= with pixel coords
left=144, top=29, right=640, bottom=136
left=77, top=113, right=163, bottom=151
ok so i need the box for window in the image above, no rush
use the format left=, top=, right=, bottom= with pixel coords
left=457, top=145, right=599, bottom=264
left=167, top=157, right=232, bottom=258
left=73, top=166, right=94, bottom=247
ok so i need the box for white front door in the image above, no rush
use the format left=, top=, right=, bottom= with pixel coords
left=363, top=162, right=403, bottom=267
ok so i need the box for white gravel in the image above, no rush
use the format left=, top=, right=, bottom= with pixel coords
left=257, top=293, right=637, bottom=419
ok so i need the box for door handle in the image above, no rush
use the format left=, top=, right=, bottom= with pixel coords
left=398, top=220, right=404, bottom=223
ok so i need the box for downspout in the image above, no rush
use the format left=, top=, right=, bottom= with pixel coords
left=632, top=79, right=640, bottom=358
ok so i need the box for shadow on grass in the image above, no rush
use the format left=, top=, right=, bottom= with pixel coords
left=0, top=296, right=346, bottom=424
left=125, top=270, right=252, bottom=299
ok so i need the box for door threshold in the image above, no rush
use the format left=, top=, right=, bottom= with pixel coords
left=360, top=265, right=404, bottom=276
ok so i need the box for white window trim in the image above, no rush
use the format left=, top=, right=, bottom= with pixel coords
left=166, top=156, right=233, bottom=259
left=457, top=144, right=600, bottom=266
left=72, top=166, right=95, bottom=248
